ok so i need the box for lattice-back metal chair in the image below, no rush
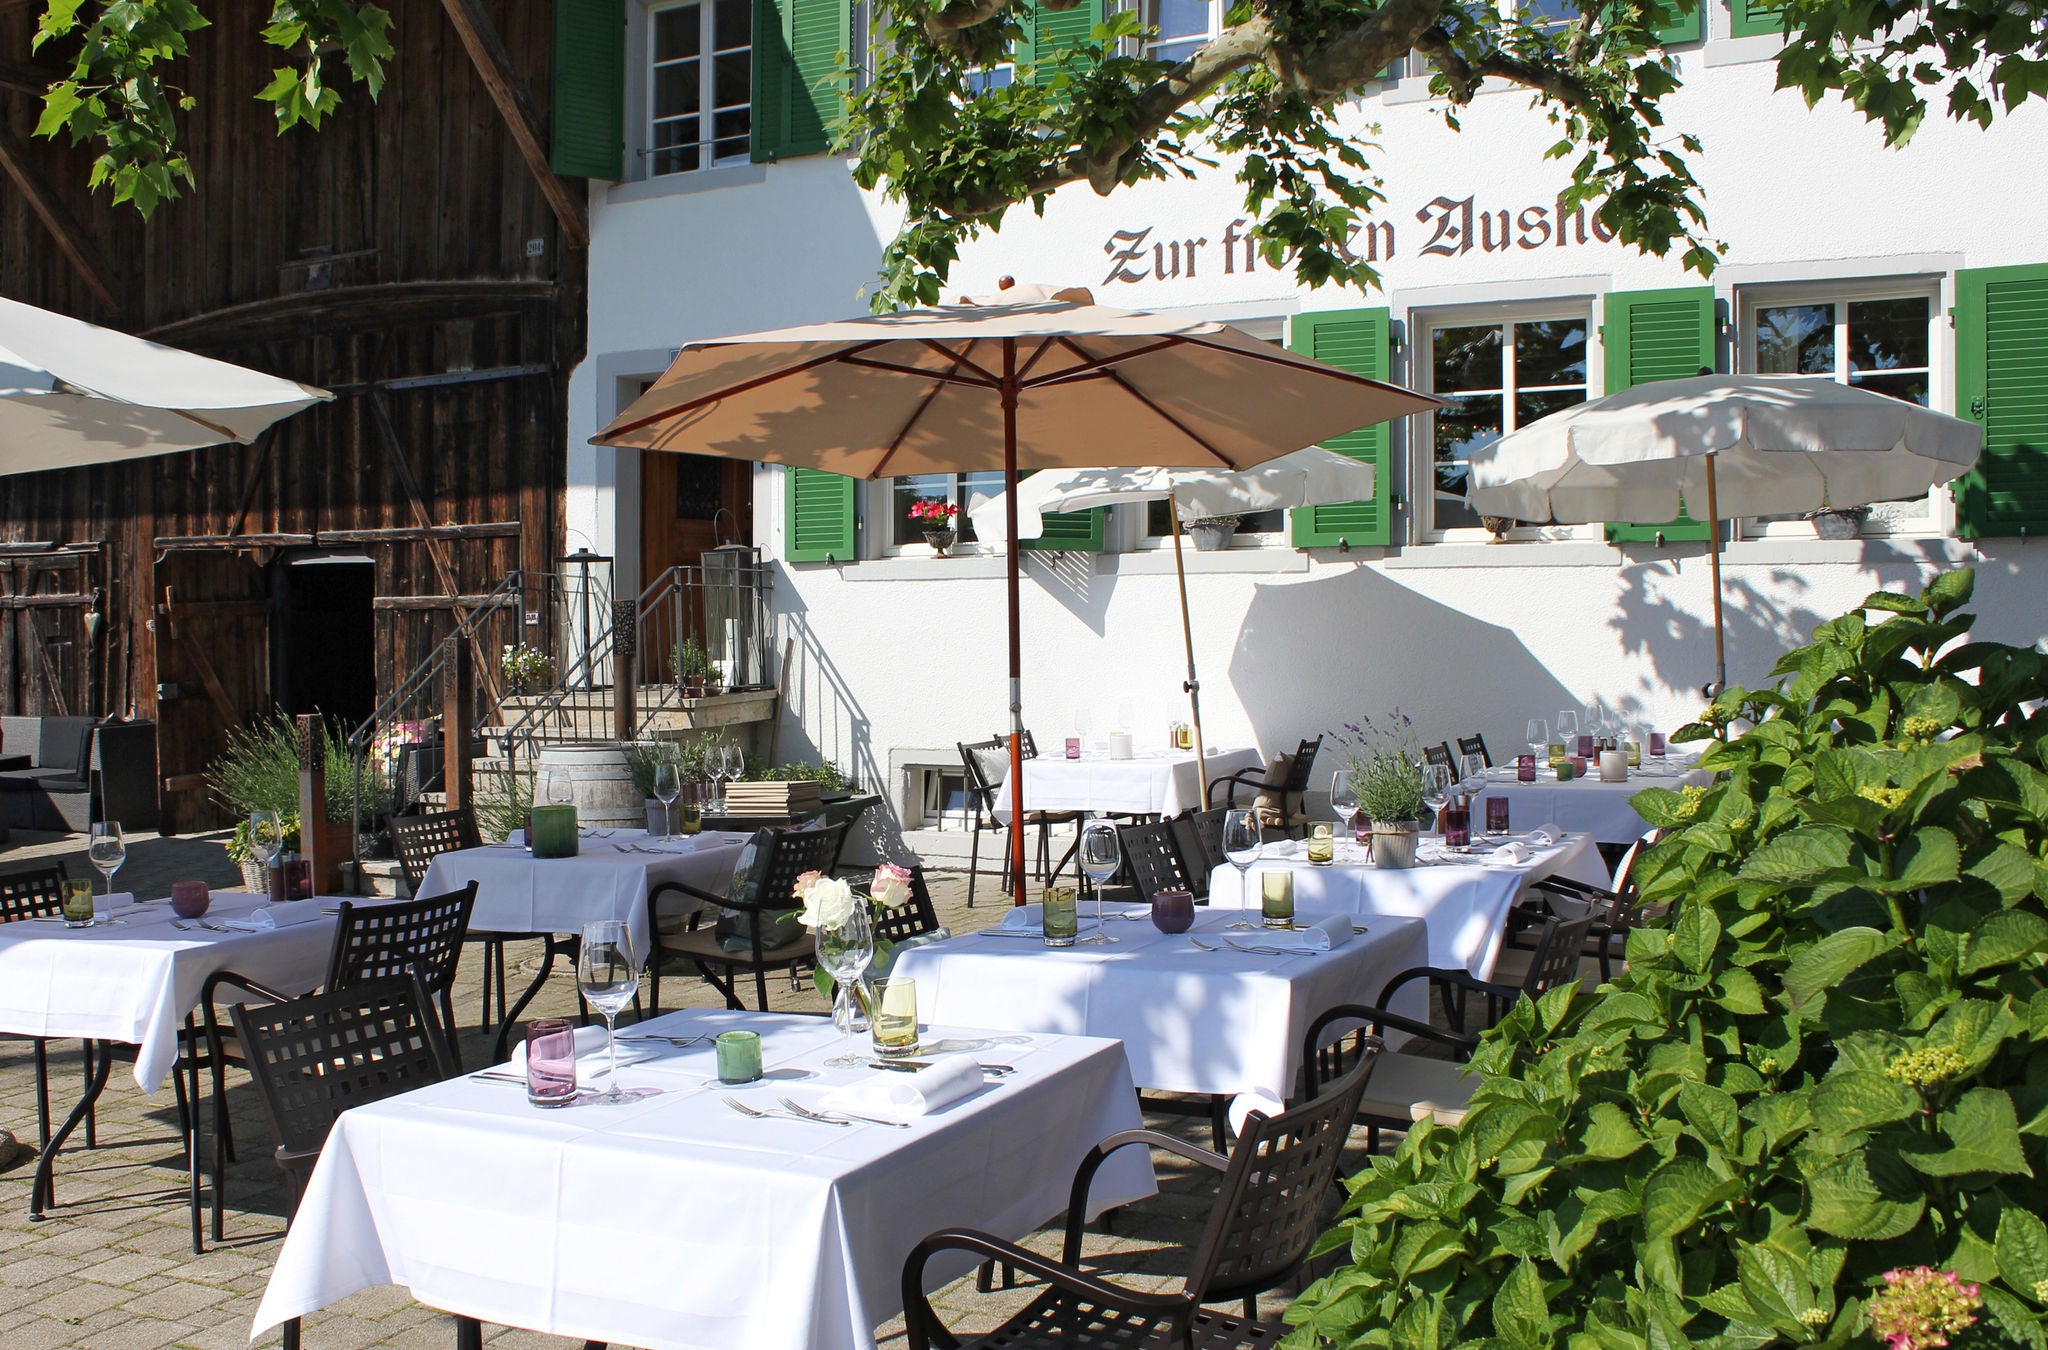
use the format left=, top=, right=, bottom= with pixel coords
left=0, top=862, right=105, bottom=1157
left=901, top=1046, right=1381, bottom=1350
left=1523, top=829, right=1666, bottom=981
left=647, top=823, right=848, bottom=1012
left=1205, top=736, right=1323, bottom=836
left=1117, top=819, right=1197, bottom=905
left=391, top=807, right=509, bottom=1031
left=226, top=972, right=466, bottom=1350
left=195, top=883, right=479, bottom=1245
left=1169, top=807, right=1230, bottom=901
left=957, top=738, right=1080, bottom=907
left=1456, top=733, right=1492, bottom=768
left=872, top=866, right=943, bottom=944
left=1422, top=741, right=1455, bottom=772
left=1379, top=911, right=1601, bottom=1034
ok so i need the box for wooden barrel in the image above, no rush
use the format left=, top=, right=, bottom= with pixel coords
left=535, top=743, right=643, bottom=831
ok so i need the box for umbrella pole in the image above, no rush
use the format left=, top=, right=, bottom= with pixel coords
left=1003, top=340, right=1028, bottom=908
left=1168, top=510, right=1206, bottom=767
left=1706, top=453, right=1727, bottom=697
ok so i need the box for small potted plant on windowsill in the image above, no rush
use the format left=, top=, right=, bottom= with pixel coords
left=1806, top=503, right=1870, bottom=539
left=1185, top=515, right=1241, bottom=551
left=672, top=635, right=718, bottom=698
left=909, top=497, right=960, bottom=556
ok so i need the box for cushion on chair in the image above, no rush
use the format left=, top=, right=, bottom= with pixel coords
left=1252, top=753, right=1293, bottom=827
left=1359, top=1052, right=1476, bottom=1127
left=35, top=718, right=96, bottom=774
left=710, top=829, right=807, bottom=955
left=0, top=718, right=38, bottom=761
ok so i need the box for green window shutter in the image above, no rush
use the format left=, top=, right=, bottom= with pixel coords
left=1954, top=264, right=2048, bottom=540
left=550, top=0, right=625, bottom=180
left=1650, top=0, right=1702, bottom=44
left=785, top=467, right=856, bottom=562
left=1022, top=508, right=1105, bottom=551
left=1016, top=0, right=1104, bottom=84
left=751, top=0, right=844, bottom=161
left=1602, top=287, right=1716, bottom=544
left=1288, top=308, right=1395, bottom=550
left=1728, top=0, right=1782, bottom=37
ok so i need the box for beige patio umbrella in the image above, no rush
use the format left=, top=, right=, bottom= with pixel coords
left=594, top=282, right=1435, bottom=905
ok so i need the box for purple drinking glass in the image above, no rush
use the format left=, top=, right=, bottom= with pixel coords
left=1444, top=804, right=1471, bottom=849
left=1576, top=733, right=1595, bottom=758
left=1150, top=888, right=1194, bottom=934
left=1065, top=736, right=1081, bottom=759
left=1486, top=797, right=1511, bottom=835
left=526, top=1018, right=578, bottom=1108
left=1649, top=731, right=1667, bottom=758
left=1517, top=753, right=1536, bottom=782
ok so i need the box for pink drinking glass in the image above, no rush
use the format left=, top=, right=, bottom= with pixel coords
left=1649, top=731, right=1667, bottom=758
left=525, top=1018, right=578, bottom=1107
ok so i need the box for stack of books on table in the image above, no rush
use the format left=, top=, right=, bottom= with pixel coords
left=721, top=780, right=821, bottom=815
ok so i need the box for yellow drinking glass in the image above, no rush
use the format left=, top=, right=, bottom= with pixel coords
left=62, top=878, right=94, bottom=927
left=1260, top=870, right=1295, bottom=929
left=871, top=978, right=919, bottom=1056
left=1306, top=823, right=1334, bottom=866
left=1546, top=742, right=1567, bottom=772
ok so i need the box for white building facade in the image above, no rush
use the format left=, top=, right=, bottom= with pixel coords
left=557, top=0, right=2048, bottom=841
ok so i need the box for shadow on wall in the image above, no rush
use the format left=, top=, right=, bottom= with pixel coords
left=1226, top=563, right=1578, bottom=781
left=766, top=586, right=898, bottom=864
left=1022, top=548, right=1115, bottom=637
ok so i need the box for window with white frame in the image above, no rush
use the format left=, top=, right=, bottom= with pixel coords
left=1144, top=0, right=1220, bottom=62
left=1739, top=283, right=1941, bottom=533
left=1418, top=307, right=1593, bottom=538
left=884, top=473, right=1008, bottom=552
left=649, top=0, right=753, bottom=176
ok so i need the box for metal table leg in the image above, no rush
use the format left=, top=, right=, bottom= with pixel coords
left=30, top=1038, right=113, bottom=1221
left=489, top=933, right=579, bottom=1064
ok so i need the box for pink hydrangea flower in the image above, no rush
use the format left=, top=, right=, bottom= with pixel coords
left=1866, top=1267, right=1980, bottom=1350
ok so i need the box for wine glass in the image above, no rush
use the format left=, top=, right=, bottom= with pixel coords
left=88, top=821, right=126, bottom=902
left=820, top=901, right=876, bottom=1067
left=1459, top=752, right=1488, bottom=795
left=1555, top=708, right=1579, bottom=754
left=576, top=920, right=657, bottom=1104
left=719, top=744, right=745, bottom=812
left=1114, top=702, right=1134, bottom=734
left=1525, top=718, right=1549, bottom=763
left=1221, top=807, right=1262, bottom=930
left=1422, top=763, right=1452, bottom=826
left=1077, top=817, right=1122, bottom=945
left=545, top=770, right=572, bottom=807
left=248, top=810, right=284, bottom=893
left=1073, top=708, right=1092, bottom=750
left=1330, top=769, right=1358, bottom=842
left=652, top=764, right=680, bottom=840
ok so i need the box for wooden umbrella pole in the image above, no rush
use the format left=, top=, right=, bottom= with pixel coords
left=1168, top=509, right=1206, bottom=767
left=1003, top=339, right=1028, bottom=907
left=1706, top=453, right=1727, bottom=696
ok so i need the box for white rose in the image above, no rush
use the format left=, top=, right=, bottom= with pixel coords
left=869, top=865, right=912, bottom=910
left=798, top=876, right=857, bottom=930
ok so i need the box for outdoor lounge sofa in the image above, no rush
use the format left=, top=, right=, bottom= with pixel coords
left=0, top=716, right=159, bottom=834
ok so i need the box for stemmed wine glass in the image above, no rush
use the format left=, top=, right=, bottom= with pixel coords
left=1524, top=718, right=1549, bottom=767
left=88, top=821, right=126, bottom=902
left=1077, top=817, right=1122, bottom=945
left=653, top=764, right=680, bottom=840
left=1459, top=752, right=1488, bottom=796
left=1330, top=769, right=1358, bottom=844
left=576, top=920, right=658, bottom=1104
left=1221, top=807, right=1262, bottom=930
left=1422, top=763, right=1452, bottom=832
left=1555, top=708, right=1580, bottom=755
left=820, top=901, right=875, bottom=1066
left=248, top=810, right=284, bottom=895
left=717, top=743, right=745, bottom=813
left=1073, top=709, right=1092, bottom=751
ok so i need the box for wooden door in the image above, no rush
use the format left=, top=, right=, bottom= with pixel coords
left=154, top=553, right=272, bottom=833
left=640, top=452, right=755, bottom=589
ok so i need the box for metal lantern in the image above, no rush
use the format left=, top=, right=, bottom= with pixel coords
left=558, top=548, right=615, bottom=686
left=700, top=544, right=769, bottom=689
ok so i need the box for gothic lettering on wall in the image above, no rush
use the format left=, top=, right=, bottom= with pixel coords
left=1096, top=192, right=1617, bottom=284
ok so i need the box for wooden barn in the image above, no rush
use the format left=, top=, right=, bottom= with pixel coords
left=0, top=1, right=607, bottom=832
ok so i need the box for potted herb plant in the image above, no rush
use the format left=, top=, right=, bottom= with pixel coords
left=1185, top=515, right=1241, bottom=551
left=909, top=497, right=959, bottom=555
left=1334, top=713, right=1427, bottom=868
left=207, top=715, right=305, bottom=889
left=500, top=642, right=554, bottom=695
left=672, top=635, right=716, bottom=697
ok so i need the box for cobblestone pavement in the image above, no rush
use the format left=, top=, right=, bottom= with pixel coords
left=0, top=831, right=1381, bottom=1350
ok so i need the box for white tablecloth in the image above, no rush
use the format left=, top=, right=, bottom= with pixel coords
left=421, top=829, right=751, bottom=960
left=997, top=747, right=1263, bottom=822
left=1206, top=832, right=1611, bottom=979
left=253, top=1009, right=1154, bottom=1350
left=888, top=908, right=1430, bottom=1099
left=0, top=891, right=339, bottom=1092
left=1472, top=756, right=1709, bottom=845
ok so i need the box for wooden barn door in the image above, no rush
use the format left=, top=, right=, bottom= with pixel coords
left=153, top=553, right=271, bottom=833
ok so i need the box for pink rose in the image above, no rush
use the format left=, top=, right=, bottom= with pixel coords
left=792, top=869, right=824, bottom=899
left=871, top=863, right=913, bottom=908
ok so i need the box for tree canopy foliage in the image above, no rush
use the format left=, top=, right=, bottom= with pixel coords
left=22, top=0, right=2048, bottom=306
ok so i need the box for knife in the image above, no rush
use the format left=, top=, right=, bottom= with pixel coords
left=865, top=1059, right=1014, bottom=1076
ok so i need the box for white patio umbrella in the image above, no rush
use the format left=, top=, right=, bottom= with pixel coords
left=1465, top=374, right=1982, bottom=693
left=0, top=295, right=330, bottom=475
left=966, top=447, right=1377, bottom=765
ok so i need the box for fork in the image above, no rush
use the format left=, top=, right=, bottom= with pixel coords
left=723, top=1095, right=847, bottom=1125
left=171, top=919, right=233, bottom=933
left=778, top=1095, right=909, bottom=1129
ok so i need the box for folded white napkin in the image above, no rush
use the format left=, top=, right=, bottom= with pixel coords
left=219, top=904, right=323, bottom=932
left=95, top=891, right=135, bottom=916
left=819, top=1057, right=983, bottom=1121
left=507, top=1023, right=609, bottom=1069
left=1527, top=824, right=1563, bottom=845
left=1227, top=1089, right=1288, bottom=1137
left=1490, top=841, right=1532, bottom=865
left=1229, top=912, right=1351, bottom=952
left=993, top=904, right=1097, bottom=937
left=1265, top=839, right=1304, bottom=859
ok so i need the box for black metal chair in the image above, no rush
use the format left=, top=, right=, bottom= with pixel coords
left=958, top=738, right=1081, bottom=906
left=1205, top=736, right=1323, bottom=836
left=1422, top=741, right=1455, bottom=773
left=1378, top=911, right=1600, bottom=1035
left=1456, top=733, right=1491, bottom=768
left=1521, top=829, right=1665, bottom=981
left=0, top=863, right=105, bottom=1157
left=646, top=823, right=848, bottom=1012
left=225, top=972, right=463, bottom=1350
left=1169, top=807, right=1230, bottom=901
left=1117, top=819, right=1198, bottom=904
left=872, top=866, right=944, bottom=944
left=391, top=807, right=510, bottom=1032
left=197, top=883, right=479, bottom=1245
left=901, top=1046, right=1381, bottom=1350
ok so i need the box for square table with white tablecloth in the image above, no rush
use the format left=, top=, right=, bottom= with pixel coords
left=420, top=829, right=752, bottom=959
left=996, top=746, right=1264, bottom=822
left=1471, top=755, right=1710, bottom=845
left=1207, top=832, right=1612, bottom=979
left=252, top=1009, right=1154, bottom=1350
left=887, top=908, right=1430, bottom=1100
left=0, top=891, right=340, bottom=1092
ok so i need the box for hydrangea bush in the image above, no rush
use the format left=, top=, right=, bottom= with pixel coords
left=1286, top=570, right=2048, bottom=1350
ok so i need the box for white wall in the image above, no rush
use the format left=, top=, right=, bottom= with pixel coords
left=573, top=36, right=2048, bottom=847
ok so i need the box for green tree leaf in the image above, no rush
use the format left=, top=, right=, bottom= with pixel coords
left=1784, top=928, right=1895, bottom=1012
left=1997, top=1208, right=2048, bottom=1300
left=1492, top=1260, right=1554, bottom=1348
left=1811, top=1070, right=1919, bottom=1134
left=1904, top=1088, right=2033, bottom=1177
